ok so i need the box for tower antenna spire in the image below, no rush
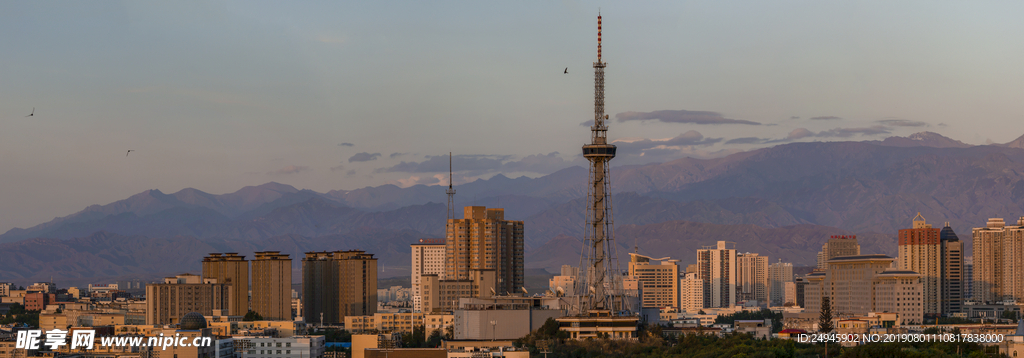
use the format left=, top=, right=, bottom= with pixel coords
left=446, top=152, right=455, bottom=222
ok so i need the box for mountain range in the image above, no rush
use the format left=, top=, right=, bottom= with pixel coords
left=4, top=131, right=1024, bottom=285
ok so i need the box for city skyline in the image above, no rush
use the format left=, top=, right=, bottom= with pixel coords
left=5, top=2, right=1024, bottom=232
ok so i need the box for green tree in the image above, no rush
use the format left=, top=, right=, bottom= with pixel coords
left=819, top=296, right=834, bottom=333
left=243, top=310, right=264, bottom=321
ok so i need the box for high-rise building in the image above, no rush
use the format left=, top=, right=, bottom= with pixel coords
left=628, top=253, right=679, bottom=309
left=411, top=239, right=446, bottom=312
left=445, top=206, right=524, bottom=296
left=302, top=250, right=378, bottom=325
left=697, top=241, right=736, bottom=308
left=795, top=276, right=809, bottom=308
left=202, top=253, right=250, bottom=316
left=736, top=253, right=768, bottom=304
left=897, top=213, right=942, bottom=316
left=336, top=250, right=378, bottom=319
left=302, top=252, right=337, bottom=325
left=679, top=272, right=703, bottom=313
left=964, top=255, right=974, bottom=301
left=768, top=261, right=794, bottom=307
left=939, top=222, right=964, bottom=315
left=972, top=217, right=1024, bottom=304
left=816, top=236, right=861, bottom=269
left=145, top=274, right=231, bottom=325
left=251, top=251, right=292, bottom=321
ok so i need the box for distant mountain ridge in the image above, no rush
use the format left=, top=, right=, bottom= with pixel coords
left=5, top=132, right=1024, bottom=283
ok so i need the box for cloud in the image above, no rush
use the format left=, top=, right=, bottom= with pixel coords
left=612, top=130, right=722, bottom=153
left=389, top=152, right=408, bottom=159
left=580, top=120, right=594, bottom=127
left=348, top=152, right=381, bottom=162
left=816, top=125, right=891, bottom=138
left=346, top=169, right=357, bottom=176
left=786, top=128, right=815, bottom=140
left=790, top=116, right=800, bottom=119
left=378, top=154, right=509, bottom=173
left=938, top=123, right=948, bottom=127
left=377, top=152, right=578, bottom=175
left=810, top=116, right=842, bottom=120
left=616, top=110, right=760, bottom=125
left=725, top=137, right=764, bottom=145
left=267, top=165, right=310, bottom=175
left=877, top=119, right=928, bottom=127
left=338, top=142, right=354, bottom=147
left=330, top=164, right=345, bottom=172
left=501, top=152, right=575, bottom=174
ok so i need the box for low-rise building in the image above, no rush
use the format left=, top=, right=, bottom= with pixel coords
left=233, top=335, right=325, bottom=358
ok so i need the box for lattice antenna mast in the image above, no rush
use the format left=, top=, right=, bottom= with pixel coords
left=577, top=12, right=620, bottom=313
left=446, top=152, right=456, bottom=222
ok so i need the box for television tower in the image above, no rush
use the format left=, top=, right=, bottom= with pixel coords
left=446, top=152, right=456, bottom=222
left=577, top=13, right=621, bottom=313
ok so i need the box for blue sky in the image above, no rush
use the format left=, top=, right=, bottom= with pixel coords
left=2, top=1, right=1024, bottom=232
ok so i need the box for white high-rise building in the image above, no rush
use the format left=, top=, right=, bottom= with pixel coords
left=698, top=241, right=737, bottom=308
left=411, top=239, right=446, bottom=312
left=768, top=260, right=794, bottom=306
left=679, top=272, right=704, bottom=313
left=737, top=253, right=769, bottom=304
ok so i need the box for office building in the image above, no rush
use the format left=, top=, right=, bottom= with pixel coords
left=411, top=239, right=446, bottom=312
left=445, top=206, right=524, bottom=296
left=964, top=255, right=974, bottom=301
left=697, top=241, right=736, bottom=308
left=768, top=261, right=794, bottom=306
left=679, top=272, right=703, bottom=313
left=736, top=253, right=768, bottom=304
left=939, top=222, right=964, bottom=315
left=145, top=274, right=232, bottom=325
left=795, top=276, right=809, bottom=308
left=252, top=251, right=292, bottom=321
left=203, top=253, right=250, bottom=316
left=628, top=253, right=679, bottom=309
left=872, top=270, right=924, bottom=325
left=817, top=236, right=861, bottom=269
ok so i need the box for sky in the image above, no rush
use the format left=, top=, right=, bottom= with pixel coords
left=2, top=1, right=1024, bottom=233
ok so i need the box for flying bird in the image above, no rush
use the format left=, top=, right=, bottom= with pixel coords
left=126, top=150, right=135, bottom=157
left=564, top=68, right=568, bottom=74
left=26, top=108, right=34, bottom=117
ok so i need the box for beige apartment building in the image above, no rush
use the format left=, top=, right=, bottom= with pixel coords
left=698, top=241, right=737, bottom=308
left=145, top=274, right=232, bottom=325
left=301, top=250, right=378, bottom=325
left=736, top=253, right=768, bottom=304
left=679, top=272, right=704, bottom=313
left=548, top=265, right=578, bottom=296
left=817, top=236, right=861, bottom=269
left=628, top=253, right=679, bottom=309
left=806, top=255, right=924, bottom=324
left=202, top=252, right=250, bottom=316
left=345, top=312, right=454, bottom=334
left=252, top=251, right=292, bottom=321
left=411, top=239, right=446, bottom=312
left=446, top=206, right=524, bottom=296
left=973, top=217, right=1024, bottom=304
left=768, top=261, right=794, bottom=306
left=419, top=270, right=495, bottom=313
